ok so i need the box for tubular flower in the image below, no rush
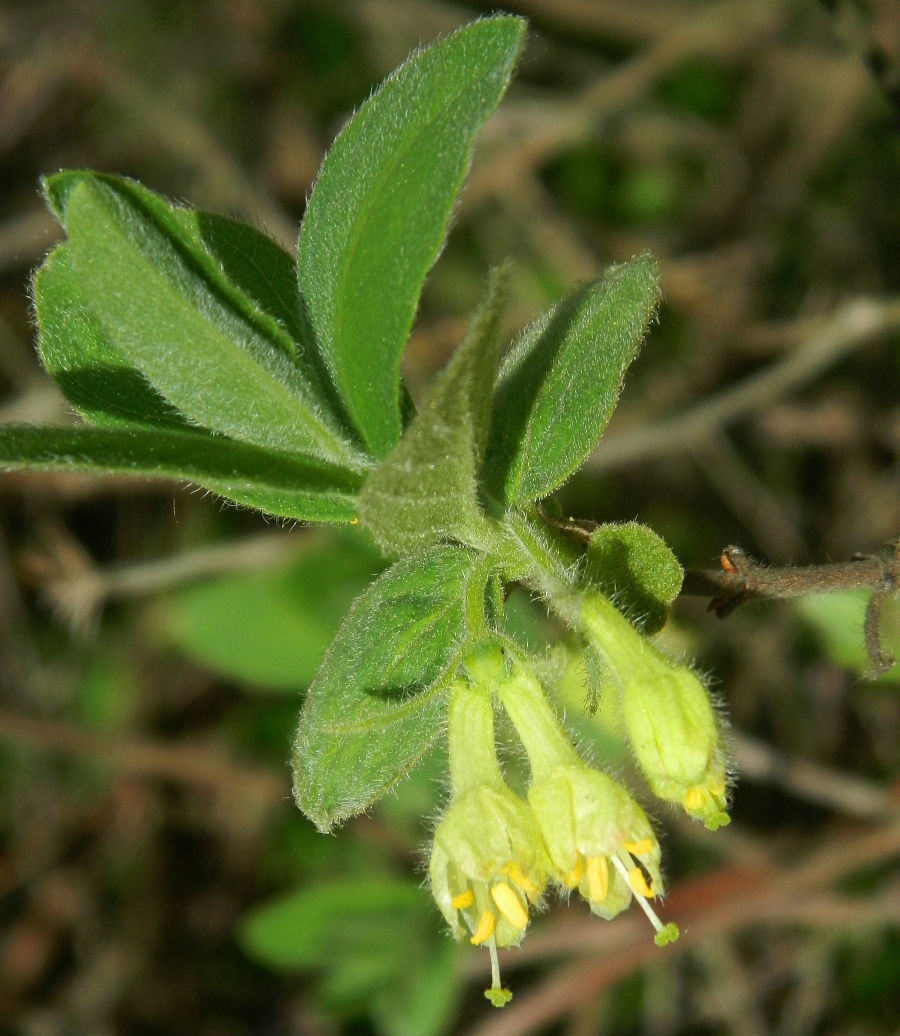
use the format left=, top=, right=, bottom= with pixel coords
left=581, top=593, right=731, bottom=830
left=429, top=679, right=547, bottom=1007
left=499, top=669, right=679, bottom=947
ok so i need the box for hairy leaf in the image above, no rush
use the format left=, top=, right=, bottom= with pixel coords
left=293, top=546, right=491, bottom=830
left=485, top=254, right=661, bottom=504
left=0, top=425, right=362, bottom=522
left=586, top=521, right=683, bottom=633
left=358, top=267, right=509, bottom=556
left=44, top=173, right=365, bottom=469
left=297, top=16, right=525, bottom=459
left=35, top=245, right=195, bottom=431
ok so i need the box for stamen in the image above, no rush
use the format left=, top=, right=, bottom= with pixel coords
left=628, top=866, right=655, bottom=898
left=684, top=786, right=704, bottom=811
left=470, top=910, right=495, bottom=946
left=611, top=853, right=670, bottom=936
left=624, top=838, right=653, bottom=856
left=564, top=856, right=584, bottom=888
left=586, top=856, right=609, bottom=902
left=710, top=776, right=726, bottom=798
left=452, top=889, right=474, bottom=909
left=491, top=882, right=528, bottom=930
left=500, top=861, right=538, bottom=897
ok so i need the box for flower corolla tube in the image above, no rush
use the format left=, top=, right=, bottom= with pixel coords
left=581, top=593, right=731, bottom=830
left=499, top=669, right=679, bottom=946
left=429, top=678, right=547, bottom=1006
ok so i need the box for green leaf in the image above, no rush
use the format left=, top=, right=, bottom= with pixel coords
left=158, top=537, right=383, bottom=691
left=484, top=254, right=661, bottom=504
left=0, top=425, right=362, bottom=523
left=44, top=172, right=365, bottom=469
left=586, top=521, right=683, bottom=633
left=293, top=545, right=491, bottom=830
left=358, top=267, right=509, bottom=556
left=297, top=16, right=525, bottom=459
left=239, top=878, right=427, bottom=972
left=34, top=245, right=196, bottom=431
left=195, top=210, right=353, bottom=429
left=44, top=173, right=310, bottom=370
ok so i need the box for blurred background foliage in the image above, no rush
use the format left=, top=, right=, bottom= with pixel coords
left=1, top=1, right=900, bottom=1034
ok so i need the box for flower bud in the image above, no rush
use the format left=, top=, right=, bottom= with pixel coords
left=581, top=594, right=730, bottom=830
left=499, top=670, right=679, bottom=946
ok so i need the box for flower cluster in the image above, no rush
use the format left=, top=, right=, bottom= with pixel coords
left=430, top=599, right=730, bottom=1006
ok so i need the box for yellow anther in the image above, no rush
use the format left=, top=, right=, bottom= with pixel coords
left=586, top=856, right=609, bottom=903
left=350, top=518, right=359, bottom=525
left=628, top=867, right=655, bottom=898
left=710, top=776, right=726, bottom=798
left=684, top=786, right=705, bottom=811
left=500, top=861, right=539, bottom=898
left=470, top=910, right=495, bottom=946
left=564, top=856, right=584, bottom=888
left=491, top=883, right=529, bottom=930
left=624, top=839, right=653, bottom=856
left=451, top=890, right=474, bottom=910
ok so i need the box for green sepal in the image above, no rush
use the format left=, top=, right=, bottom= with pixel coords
left=358, top=267, right=509, bottom=556
left=292, top=546, right=492, bottom=831
left=42, top=171, right=366, bottom=470
left=297, top=17, right=525, bottom=459
left=586, top=521, right=683, bottom=633
left=485, top=254, right=661, bottom=504
left=0, top=425, right=362, bottom=523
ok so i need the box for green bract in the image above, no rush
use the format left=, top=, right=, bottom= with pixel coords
left=10, top=15, right=727, bottom=1005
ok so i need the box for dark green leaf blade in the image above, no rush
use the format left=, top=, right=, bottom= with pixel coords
left=195, top=211, right=354, bottom=431
left=45, top=173, right=311, bottom=369
left=292, top=545, right=487, bottom=830
left=297, top=16, right=525, bottom=459
left=0, top=425, right=362, bottom=522
left=485, top=254, right=661, bottom=504
left=48, top=173, right=365, bottom=469
left=586, top=521, right=683, bottom=634
left=34, top=244, right=197, bottom=432
left=358, top=267, right=509, bottom=556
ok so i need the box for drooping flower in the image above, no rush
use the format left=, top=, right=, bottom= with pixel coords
left=429, top=677, right=547, bottom=1006
left=581, top=593, right=731, bottom=830
left=499, top=669, right=679, bottom=946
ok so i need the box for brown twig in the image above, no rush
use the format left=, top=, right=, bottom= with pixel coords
left=681, top=544, right=899, bottom=676
left=681, top=544, right=899, bottom=614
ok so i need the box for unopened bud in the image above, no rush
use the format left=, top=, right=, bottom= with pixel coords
left=581, top=594, right=730, bottom=830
